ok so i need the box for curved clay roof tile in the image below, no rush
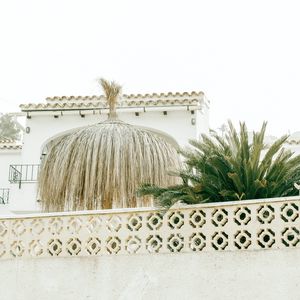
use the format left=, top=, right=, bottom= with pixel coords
left=0, top=145, right=22, bottom=150
left=20, top=91, right=205, bottom=111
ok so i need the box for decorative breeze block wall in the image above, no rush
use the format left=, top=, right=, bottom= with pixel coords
left=0, top=197, right=299, bottom=260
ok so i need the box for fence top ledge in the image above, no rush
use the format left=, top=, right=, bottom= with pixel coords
left=1, top=195, right=299, bottom=221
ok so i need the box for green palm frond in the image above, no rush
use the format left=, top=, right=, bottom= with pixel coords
left=138, top=121, right=300, bottom=208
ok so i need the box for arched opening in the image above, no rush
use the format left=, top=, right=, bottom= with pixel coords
left=40, top=125, right=180, bottom=159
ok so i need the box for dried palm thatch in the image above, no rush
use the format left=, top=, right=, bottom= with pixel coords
left=98, top=78, right=121, bottom=119
left=38, top=79, right=181, bottom=212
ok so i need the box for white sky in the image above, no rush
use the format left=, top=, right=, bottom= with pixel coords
left=0, top=0, right=299, bottom=136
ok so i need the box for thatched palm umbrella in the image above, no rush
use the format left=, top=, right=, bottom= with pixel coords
left=38, top=79, right=181, bottom=212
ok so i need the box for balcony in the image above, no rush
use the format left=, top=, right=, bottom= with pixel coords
left=0, top=189, right=9, bottom=204
left=9, top=164, right=40, bottom=187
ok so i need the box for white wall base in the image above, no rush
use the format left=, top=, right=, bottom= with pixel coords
left=1, top=248, right=299, bottom=300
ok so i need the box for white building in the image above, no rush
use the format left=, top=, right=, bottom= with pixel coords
left=0, top=138, right=22, bottom=214
left=2, top=94, right=300, bottom=300
left=0, top=91, right=209, bottom=215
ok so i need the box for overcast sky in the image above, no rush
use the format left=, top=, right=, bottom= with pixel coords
left=0, top=0, right=299, bottom=136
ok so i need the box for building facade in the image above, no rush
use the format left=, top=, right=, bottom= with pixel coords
left=0, top=91, right=209, bottom=214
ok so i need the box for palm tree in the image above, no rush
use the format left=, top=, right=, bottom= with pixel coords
left=138, top=121, right=300, bottom=207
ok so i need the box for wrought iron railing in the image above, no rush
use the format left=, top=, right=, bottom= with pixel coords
left=9, top=164, right=40, bottom=187
left=0, top=188, right=9, bottom=204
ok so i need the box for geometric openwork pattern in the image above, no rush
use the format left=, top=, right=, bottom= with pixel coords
left=66, top=237, right=81, bottom=255
left=48, top=218, right=63, bottom=235
left=257, top=229, right=275, bottom=249
left=167, top=211, right=184, bottom=229
left=257, top=205, right=275, bottom=224
left=189, top=232, right=206, bottom=251
left=281, top=227, right=299, bottom=247
left=146, top=213, right=163, bottom=230
left=106, top=216, right=122, bottom=232
left=86, top=216, right=102, bottom=234
left=29, top=240, right=44, bottom=256
left=211, top=231, right=228, bottom=250
left=48, top=239, right=62, bottom=256
left=211, top=209, right=228, bottom=227
left=86, top=237, right=101, bottom=255
left=10, top=241, right=25, bottom=257
left=67, top=218, right=82, bottom=235
left=106, top=236, right=121, bottom=254
left=125, top=236, right=141, bottom=254
left=30, top=219, right=45, bottom=236
left=127, top=215, right=142, bottom=231
left=0, top=241, right=6, bottom=257
left=12, top=220, right=26, bottom=237
left=0, top=221, right=8, bottom=237
left=234, top=230, right=251, bottom=250
left=189, top=210, right=206, bottom=228
left=0, top=197, right=300, bottom=260
left=146, top=235, right=163, bottom=253
left=234, top=207, right=251, bottom=225
left=167, top=233, right=184, bottom=252
left=280, top=203, right=299, bottom=222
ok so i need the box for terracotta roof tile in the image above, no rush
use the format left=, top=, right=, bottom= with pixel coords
left=0, top=144, right=22, bottom=150
left=0, top=137, right=22, bottom=150
left=0, top=137, right=15, bottom=144
left=20, top=91, right=206, bottom=112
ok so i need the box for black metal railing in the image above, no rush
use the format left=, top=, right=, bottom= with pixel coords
left=0, top=188, right=9, bottom=204
left=9, top=164, right=40, bottom=187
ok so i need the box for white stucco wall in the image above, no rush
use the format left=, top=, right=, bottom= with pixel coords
left=8, top=183, right=40, bottom=213
left=0, top=150, right=21, bottom=214
left=21, top=110, right=200, bottom=163
left=4, top=108, right=207, bottom=214
left=196, top=102, right=210, bottom=138
left=0, top=150, right=21, bottom=188
left=0, top=248, right=299, bottom=300
left=0, top=196, right=299, bottom=299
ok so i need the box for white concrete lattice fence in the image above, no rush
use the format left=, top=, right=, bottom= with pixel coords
left=0, top=196, right=299, bottom=260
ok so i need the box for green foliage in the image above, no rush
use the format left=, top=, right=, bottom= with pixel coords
left=0, top=114, right=21, bottom=140
left=138, top=121, right=300, bottom=207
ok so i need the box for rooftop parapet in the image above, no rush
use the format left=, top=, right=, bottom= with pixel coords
left=0, top=138, right=22, bottom=150
left=20, top=91, right=208, bottom=112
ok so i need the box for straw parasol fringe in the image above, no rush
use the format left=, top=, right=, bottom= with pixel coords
left=38, top=121, right=181, bottom=211
left=38, top=79, right=181, bottom=212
